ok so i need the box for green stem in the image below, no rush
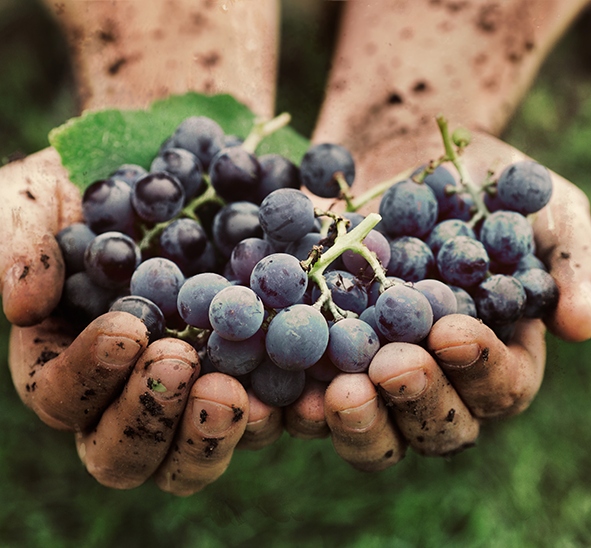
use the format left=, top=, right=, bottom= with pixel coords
left=436, top=114, right=490, bottom=228
left=165, top=325, right=209, bottom=347
left=242, top=112, right=292, bottom=154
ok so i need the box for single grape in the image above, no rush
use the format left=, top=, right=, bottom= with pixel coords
left=159, top=218, right=209, bottom=276
left=387, top=236, right=435, bottom=282
left=342, top=229, right=391, bottom=279
left=285, top=232, right=325, bottom=262
left=437, top=235, right=489, bottom=288
left=82, top=178, right=135, bottom=235
left=207, top=329, right=266, bottom=376
left=250, top=253, right=308, bottom=308
left=472, top=274, right=526, bottom=326
left=367, top=277, right=405, bottom=307
left=131, top=171, right=185, bottom=223
left=496, top=160, right=553, bottom=215
left=150, top=147, right=204, bottom=201
left=109, top=295, right=166, bottom=343
left=170, top=116, right=225, bottom=169
left=60, top=271, right=116, bottom=326
left=84, top=231, right=141, bottom=289
left=358, top=305, right=389, bottom=344
left=209, top=146, right=262, bottom=203
left=426, top=219, right=477, bottom=258
left=110, top=164, right=147, bottom=186
left=56, top=222, right=96, bottom=275
left=265, top=304, right=329, bottom=370
left=211, top=201, right=263, bottom=257
left=378, top=179, right=438, bottom=238
left=259, top=188, right=315, bottom=242
left=177, top=272, right=231, bottom=329
left=250, top=357, right=306, bottom=407
left=514, top=253, right=547, bottom=272
left=255, top=153, right=301, bottom=204
left=479, top=210, right=533, bottom=265
left=208, top=285, right=264, bottom=341
left=513, top=268, right=559, bottom=318
left=130, top=257, right=185, bottom=317
left=327, top=318, right=380, bottom=373
left=230, top=237, right=275, bottom=284
left=299, top=143, right=355, bottom=198
left=449, top=285, right=477, bottom=317
left=413, top=279, right=458, bottom=323
left=311, top=270, right=368, bottom=315
left=375, top=284, right=433, bottom=343
left=414, top=164, right=458, bottom=219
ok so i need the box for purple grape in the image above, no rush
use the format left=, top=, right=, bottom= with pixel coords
left=159, top=218, right=209, bottom=276
left=131, top=171, right=185, bottom=223
left=327, top=318, right=380, bottom=373
left=437, top=236, right=490, bottom=288
left=299, top=143, right=355, bottom=198
left=472, top=274, right=526, bottom=326
left=209, top=285, right=264, bottom=341
left=82, top=178, right=135, bottom=235
left=342, top=229, right=391, bottom=279
left=56, top=222, right=96, bottom=275
left=413, top=279, right=458, bottom=323
left=212, top=201, right=263, bottom=258
left=177, top=272, right=231, bottom=329
left=150, top=147, right=204, bottom=201
left=496, top=161, right=553, bottom=215
left=170, top=116, right=225, bottom=169
left=207, top=329, right=266, bottom=376
left=387, top=236, right=435, bottom=282
left=209, top=146, right=262, bottom=203
left=230, top=237, right=275, bottom=285
left=109, top=295, right=166, bottom=342
left=250, top=357, right=306, bottom=407
left=259, top=188, right=315, bottom=242
left=479, top=210, right=534, bottom=265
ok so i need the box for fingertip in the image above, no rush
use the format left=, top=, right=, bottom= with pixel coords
left=285, top=378, right=329, bottom=440
left=546, top=275, right=591, bottom=342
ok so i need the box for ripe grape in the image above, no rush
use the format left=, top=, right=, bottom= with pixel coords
left=299, top=143, right=355, bottom=198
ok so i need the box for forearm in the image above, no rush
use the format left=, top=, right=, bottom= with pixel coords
left=41, top=0, right=279, bottom=117
left=313, top=0, right=587, bottom=187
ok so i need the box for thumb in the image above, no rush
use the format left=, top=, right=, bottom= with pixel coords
left=0, top=148, right=82, bottom=326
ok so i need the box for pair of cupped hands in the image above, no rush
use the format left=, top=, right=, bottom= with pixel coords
left=2, top=120, right=591, bottom=496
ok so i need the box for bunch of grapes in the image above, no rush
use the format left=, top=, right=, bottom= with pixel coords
left=55, top=113, right=558, bottom=408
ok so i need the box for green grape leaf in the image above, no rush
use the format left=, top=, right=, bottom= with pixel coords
left=48, top=93, right=309, bottom=189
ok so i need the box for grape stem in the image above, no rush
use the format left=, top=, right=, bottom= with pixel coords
left=435, top=115, right=490, bottom=228
left=242, top=112, right=292, bottom=154
left=165, top=324, right=209, bottom=347
left=302, top=211, right=392, bottom=320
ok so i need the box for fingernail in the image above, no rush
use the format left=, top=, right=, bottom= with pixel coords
left=95, top=335, right=143, bottom=367
left=193, top=398, right=239, bottom=436
left=434, top=343, right=481, bottom=367
left=381, top=369, right=428, bottom=399
left=246, top=415, right=270, bottom=433
left=144, top=359, right=195, bottom=399
left=337, top=396, right=378, bottom=430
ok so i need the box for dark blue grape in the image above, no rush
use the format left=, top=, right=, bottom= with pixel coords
left=209, top=146, right=262, bottom=203
left=131, top=171, right=185, bottom=223
left=212, top=201, right=263, bottom=257
left=159, top=218, right=209, bottom=276
left=479, top=210, right=533, bottom=265
left=259, top=188, right=315, bottom=242
left=472, top=274, right=526, bottom=326
left=109, top=295, right=166, bottom=342
left=265, top=304, right=329, bottom=370
left=414, top=279, right=458, bottom=323
left=414, top=164, right=458, bottom=219
left=84, top=231, right=141, bottom=289
left=327, top=318, right=380, bottom=373
left=387, top=236, right=435, bottom=282
left=342, top=229, right=391, bottom=279
left=285, top=232, right=325, bottom=261
left=56, top=222, right=96, bottom=275
left=367, top=277, right=405, bottom=307
left=437, top=236, right=490, bottom=288
left=299, top=143, right=355, bottom=198
left=255, top=153, right=301, bottom=204
left=513, top=268, right=559, bottom=318
left=82, top=178, right=135, bottom=235
left=449, top=285, right=477, bottom=317
left=209, top=285, right=264, bottom=341
left=150, top=147, right=204, bottom=201
left=358, top=305, right=389, bottom=344
left=374, top=284, right=433, bottom=343
left=311, top=270, right=368, bottom=315
left=378, top=179, right=438, bottom=238
left=177, top=272, right=231, bottom=329
left=496, top=161, right=553, bottom=215
left=110, top=164, right=147, bottom=186
left=250, top=356, right=306, bottom=407
left=426, top=219, right=476, bottom=258
left=170, top=116, right=225, bottom=169
left=207, top=329, right=266, bottom=376
left=61, top=272, right=116, bottom=326
left=515, top=253, right=547, bottom=272
left=230, top=237, right=275, bottom=284
left=250, top=253, right=308, bottom=308
left=130, top=257, right=185, bottom=317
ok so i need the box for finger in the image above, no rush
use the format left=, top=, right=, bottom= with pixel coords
left=369, top=342, right=480, bottom=457
left=0, top=148, right=83, bottom=326
left=153, top=372, right=249, bottom=496
left=428, top=314, right=546, bottom=419
left=9, top=311, right=149, bottom=432
left=284, top=378, right=330, bottom=440
left=534, top=174, right=591, bottom=341
left=236, top=388, right=283, bottom=450
left=324, top=373, right=406, bottom=472
left=76, top=338, right=199, bottom=490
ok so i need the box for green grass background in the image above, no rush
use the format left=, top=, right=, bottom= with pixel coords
left=3, top=1, right=591, bottom=547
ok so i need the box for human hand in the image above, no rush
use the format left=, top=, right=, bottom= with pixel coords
left=280, top=129, right=591, bottom=471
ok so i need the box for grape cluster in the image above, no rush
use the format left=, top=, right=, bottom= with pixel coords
left=56, top=114, right=559, bottom=408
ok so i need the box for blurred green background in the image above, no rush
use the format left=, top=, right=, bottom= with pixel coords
left=2, top=1, right=591, bottom=547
